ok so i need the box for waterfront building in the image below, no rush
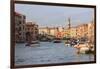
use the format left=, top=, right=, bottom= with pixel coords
left=63, top=27, right=77, bottom=38
left=88, top=22, right=94, bottom=43
left=76, top=24, right=88, bottom=39
left=15, top=12, right=26, bottom=43
left=39, top=27, right=57, bottom=36
left=70, top=27, right=77, bottom=38
left=25, top=22, right=39, bottom=41
left=39, top=27, right=65, bottom=38
left=39, top=27, right=50, bottom=36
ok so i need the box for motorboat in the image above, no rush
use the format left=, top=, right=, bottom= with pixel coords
left=74, top=42, right=94, bottom=54
left=65, top=43, right=70, bottom=47
left=53, top=40, right=61, bottom=43
left=64, top=41, right=71, bottom=47
left=53, top=38, right=62, bottom=43
left=25, top=40, right=40, bottom=47
left=78, top=47, right=90, bottom=54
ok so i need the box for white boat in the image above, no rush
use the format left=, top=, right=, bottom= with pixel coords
left=65, top=43, right=70, bottom=47
left=64, top=41, right=71, bottom=47
left=74, top=42, right=94, bottom=54
left=25, top=40, right=40, bottom=47
left=30, top=41, right=40, bottom=46
left=79, top=47, right=90, bottom=54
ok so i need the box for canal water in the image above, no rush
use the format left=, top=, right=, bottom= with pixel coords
left=15, top=42, right=94, bottom=65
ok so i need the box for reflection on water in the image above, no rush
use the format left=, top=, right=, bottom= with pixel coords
left=15, top=42, right=94, bottom=65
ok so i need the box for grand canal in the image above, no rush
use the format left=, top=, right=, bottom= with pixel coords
left=15, top=42, right=94, bottom=65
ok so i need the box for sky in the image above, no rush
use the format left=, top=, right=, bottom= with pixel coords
left=15, top=4, right=94, bottom=27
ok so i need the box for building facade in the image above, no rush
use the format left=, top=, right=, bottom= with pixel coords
left=88, top=22, right=94, bottom=43
left=15, top=12, right=26, bottom=43
left=70, top=27, right=77, bottom=38
left=39, top=27, right=50, bottom=36
left=39, top=27, right=64, bottom=38
left=76, top=24, right=88, bottom=39
left=39, top=27, right=56, bottom=36
left=25, top=22, right=39, bottom=41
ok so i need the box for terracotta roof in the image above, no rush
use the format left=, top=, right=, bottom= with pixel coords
left=15, top=12, right=25, bottom=17
left=15, top=12, right=21, bottom=16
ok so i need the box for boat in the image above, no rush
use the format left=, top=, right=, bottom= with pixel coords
left=65, top=43, right=70, bottom=47
left=53, top=38, right=61, bottom=43
left=78, top=47, right=90, bottom=54
left=25, top=40, right=40, bottom=47
left=53, top=40, right=61, bottom=43
left=74, top=42, right=94, bottom=54
left=64, top=41, right=71, bottom=47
